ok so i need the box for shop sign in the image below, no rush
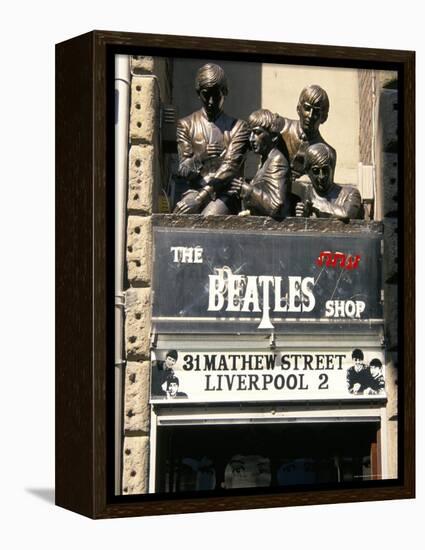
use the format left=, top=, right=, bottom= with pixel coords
left=152, top=228, right=383, bottom=332
left=150, top=347, right=386, bottom=403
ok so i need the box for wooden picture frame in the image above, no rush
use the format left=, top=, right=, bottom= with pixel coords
left=56, top=30, right=415, bottom=518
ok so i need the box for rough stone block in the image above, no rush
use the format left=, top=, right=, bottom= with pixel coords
left=130, top=55, right=156, bottom=74
left=383, top=219, right=398, bottom=283
left=130, top=76, right=158, bottom=143
left=125, top=288, right=151, bottom=360
left=379, top=89, right=398, bottom=153
left=124, top=361, right=150, bottom=433
left=127, top=215, right=152, bottom=284
left=128, top=145, right=154, bottom=214
left=382, top=152, right=398, bottom=217
left=122, top=435, right=149, bottom=494
left=385, top=356, right=398, bottom=415
left=130, top=56, right=172, bottom=103
left=384, top=357, right=398, bottom=479
left=384, top=283, right=398, bottom=351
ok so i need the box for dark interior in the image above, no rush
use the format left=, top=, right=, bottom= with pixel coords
left=156, top=421, right=379, bottom=492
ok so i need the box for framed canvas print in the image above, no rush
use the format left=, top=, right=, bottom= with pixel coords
left=55, top=30, right=415, bottom=518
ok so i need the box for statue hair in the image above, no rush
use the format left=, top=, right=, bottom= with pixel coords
left=195, top=63, right=228, bottom=94
left=298, top=85, right=330, bottom=122
left=248, top=109, right=280, bottom=134
left=304, top=143, right=336, bottom=170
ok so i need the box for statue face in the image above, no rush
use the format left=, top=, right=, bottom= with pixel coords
left=198, top=85, right=225, bottom=119
left=308, top=161, right=334, bottom=194
left=297, top=99, right=323, bottom=136
left=249, top=127, right=273, bottom=156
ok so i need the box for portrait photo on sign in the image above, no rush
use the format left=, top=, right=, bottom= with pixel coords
left=114, top=52, right=400, bottom=498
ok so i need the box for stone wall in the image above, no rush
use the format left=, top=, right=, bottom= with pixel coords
left=121, top=56, right=172, bottom=495
left=376, top=71, right=399, bottom=479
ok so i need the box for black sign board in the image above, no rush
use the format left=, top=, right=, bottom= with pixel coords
left=152, top=227, right=383, bottom=333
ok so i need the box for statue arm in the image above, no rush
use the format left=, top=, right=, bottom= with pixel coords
left=176, top=118, right=203, bottom=181
left=313, top=187, right=362, bottom=220
left=342, top=188, right=362, bottom=219
left=210, top=119, right=250, bottom=187
left=240, top=153, right=289, bottom=217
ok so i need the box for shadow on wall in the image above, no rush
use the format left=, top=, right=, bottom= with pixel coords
left=173, top=57, right=262, bottom=123
left=172, top=57, right=262, bottom=179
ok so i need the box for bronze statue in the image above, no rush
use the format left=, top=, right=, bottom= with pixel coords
left=294, top=143, right=363, bottom=220
left=228, top=109, right=290, bottom=218
left=276, top=85, right=336, bottom=182
left=173, top=63, right=250, bottom=215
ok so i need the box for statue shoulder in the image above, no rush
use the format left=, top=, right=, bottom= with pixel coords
left=268, top=147, right=289, bottom=168
left=226, top=115, right=249, bottom=135
left=337, top=183, right=361, bottom=197
left=177, top=109, right=203, bottom=129
left=279, top=117, right=298, bottom=135
left=331, top=183, right=362, bottom=208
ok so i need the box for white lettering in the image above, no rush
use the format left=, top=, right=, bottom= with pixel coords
left=170, top=246, right=204, bottom=263
left=301, top=277, right=316, bottom=312
left=207, top=268, right=319, bottom=329
left=208, top=274, right=225, bottom=311
left=288, top=276, right=302, bottom=312
left=325, top=300, right=366, bottom=318
left=227, top=274, right=244, bottom=312
left=258, top=276, right=275, bottom=329
left=274, top=276, right=288, bottom=312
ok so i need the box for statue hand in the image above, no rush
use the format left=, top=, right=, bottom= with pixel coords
left=295, top=200, right=312, bottom=217
left=228, top=178, right=244, bottom=196
left=174, top=192, right=204, bottom=214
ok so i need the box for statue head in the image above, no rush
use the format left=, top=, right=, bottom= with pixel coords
left=248, top=109, right=280, bottom=156
left=304, top=143, right=336, bottom=195
left=297, top=85, right=330, bottom=137
left=195, top=63, right=228, bottom=120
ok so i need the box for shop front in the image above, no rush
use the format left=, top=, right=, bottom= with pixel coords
left=149, top=221, right=389, bottom=493
left=153, top=418, right=381, bottom=492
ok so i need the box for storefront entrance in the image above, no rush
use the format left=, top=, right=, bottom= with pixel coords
left=155, top=421, right=380, bottom=492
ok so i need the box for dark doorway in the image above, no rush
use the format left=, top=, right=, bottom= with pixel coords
left=156, top=422, right=380, bottom=493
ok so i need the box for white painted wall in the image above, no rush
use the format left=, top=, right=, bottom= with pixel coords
left=262, top=64, right=360, bottom=184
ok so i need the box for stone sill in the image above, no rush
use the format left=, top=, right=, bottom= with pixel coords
left=152, top=214, right=383, bottom=235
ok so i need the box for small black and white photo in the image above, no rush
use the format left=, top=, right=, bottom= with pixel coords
left=346, top=349, right=386, bottom=395
left=151, top=350, right=188, bottom=400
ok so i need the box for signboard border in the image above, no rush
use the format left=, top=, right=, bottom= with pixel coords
left=151, top=225, right=384, bottom=330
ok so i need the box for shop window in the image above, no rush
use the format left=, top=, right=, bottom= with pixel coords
left=224, top=455, right=271, bottom=489
left=156, top=422, right=379, bottom=493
